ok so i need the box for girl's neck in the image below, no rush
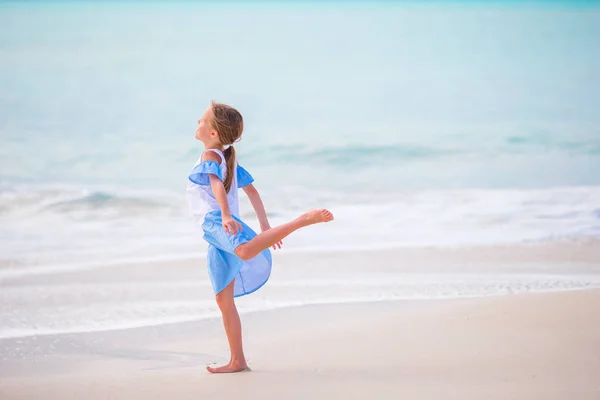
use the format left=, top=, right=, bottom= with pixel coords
left=204, top=144, right=224, bottom=151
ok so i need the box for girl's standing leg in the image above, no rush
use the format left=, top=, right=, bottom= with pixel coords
left=208, top=209, right=333, bottom=373
left=208, top=279, right=248, bottom=373
left=234, top=209, right=334, bottom=260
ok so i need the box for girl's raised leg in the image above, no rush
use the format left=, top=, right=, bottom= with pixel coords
left=234, top=209, right=333, bottom=260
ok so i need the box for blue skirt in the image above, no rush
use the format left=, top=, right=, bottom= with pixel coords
left=201, top=210, right=272, bottom=298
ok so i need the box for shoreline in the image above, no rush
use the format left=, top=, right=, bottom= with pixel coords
left=2, top=285, right=599, bottom=342
left=2, top=238, right=599, bottom=342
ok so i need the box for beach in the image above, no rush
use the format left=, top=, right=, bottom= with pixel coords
left=2, top=240, right=600, bottom=399
left=2, top=2, right=600, bottom=399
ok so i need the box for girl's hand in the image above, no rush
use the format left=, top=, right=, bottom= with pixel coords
left=223, top=215, right=243, bottom=235
left=261, top=225, right=283, bottom=250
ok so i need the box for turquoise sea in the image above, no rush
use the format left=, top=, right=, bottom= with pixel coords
left=2, top=0, right=600, bottom=262
left=1, top=1, right=599, bottom=338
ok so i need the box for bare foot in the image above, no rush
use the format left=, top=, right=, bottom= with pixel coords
left=300, top=209, right=334, bottom=226
left=206, top=360, right=250, bottom=374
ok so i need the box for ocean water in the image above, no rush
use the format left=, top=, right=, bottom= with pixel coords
left=3, top=272, right=600, bottom=339
left=1, top=2, right=600, bottom=338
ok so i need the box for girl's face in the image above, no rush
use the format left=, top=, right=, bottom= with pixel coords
left=195, top=106, right=219, bottom=145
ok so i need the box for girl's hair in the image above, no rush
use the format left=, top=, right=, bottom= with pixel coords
left=210, top=101, right=244, bottom=193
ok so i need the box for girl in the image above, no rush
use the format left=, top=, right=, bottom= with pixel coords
left=186, top=101, right=334, bottom=373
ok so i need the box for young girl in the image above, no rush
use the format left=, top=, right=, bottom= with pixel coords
left=186, top=101, right=334, bottom=373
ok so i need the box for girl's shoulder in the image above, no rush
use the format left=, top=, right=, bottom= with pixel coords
left=201, top=150, right=223, bottom=163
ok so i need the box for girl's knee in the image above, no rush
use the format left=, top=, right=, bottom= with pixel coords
left=215, top=292, right=235, bottom=311
left=235, top=245, right=252, bottom=261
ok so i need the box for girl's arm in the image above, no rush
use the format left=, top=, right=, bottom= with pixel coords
left=242, top=184, right=269, bottom=230
left=204, top=152, right=242, bottom=235
left=242, top=183, right=282, bottom=249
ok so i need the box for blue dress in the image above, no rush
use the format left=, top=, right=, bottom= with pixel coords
left=185, top=149, right=272, bottom=298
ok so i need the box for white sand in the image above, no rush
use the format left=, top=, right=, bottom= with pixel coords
left=1, top=289, right=599, bottom=400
